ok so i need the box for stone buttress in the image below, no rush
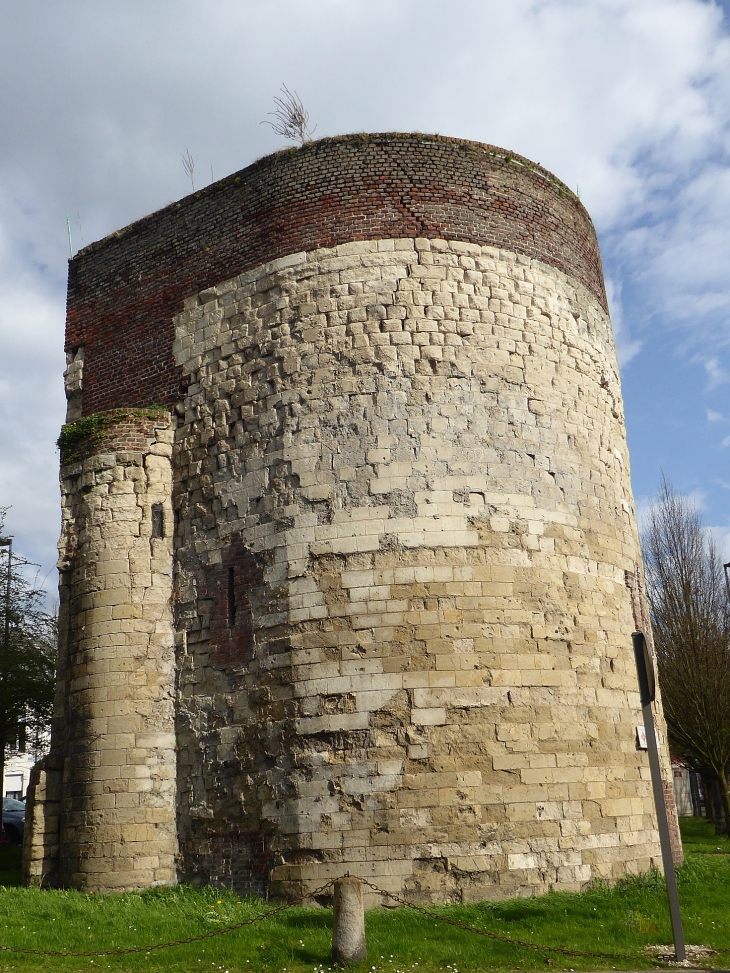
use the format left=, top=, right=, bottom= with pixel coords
left=25, top=410, right=178, bottom=889
left=25, top=134, right=681, bottom=900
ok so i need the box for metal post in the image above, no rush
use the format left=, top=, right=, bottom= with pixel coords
left=0, top=537, right=11, bottom=668
left=723, top=562, right=730, bottom=603
left=633, top=632, right=686, bottom=963
left=0, top=537, right=11, bottom=802
left=0, top=538, right=10, bottom=655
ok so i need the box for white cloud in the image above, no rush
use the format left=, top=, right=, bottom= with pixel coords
left=2, top=0, right=730, bottom=581
left=606, top=277, right=642, bottom=365
left=635, top=494, right=655, bottom=535
left=703, top=357, right=729, bottom=386
left=686, top=487, right=709, bottom=511
left=707, top=524, right=730, bottom=561
left=707, top=409, right=725, bottom=421
left=0, top=273, right=65, bottom=593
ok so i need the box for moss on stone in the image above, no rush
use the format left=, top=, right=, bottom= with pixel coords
left=57, top=407, right=167, bottom=464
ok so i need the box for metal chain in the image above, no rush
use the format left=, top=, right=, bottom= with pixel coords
left=0, top=874, right=681, bottom=964
left=0, top=880, right=336, bottom=958
left=357, top=876, right=653, bottom=963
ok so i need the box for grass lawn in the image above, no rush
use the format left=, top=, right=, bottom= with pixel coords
left=0, top=819, right=728, bottom=973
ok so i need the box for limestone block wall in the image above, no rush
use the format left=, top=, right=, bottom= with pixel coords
left=23, top=754, right=63, bottom=886
left=171, top=238, right=675, bottom=903
left=37, top=416, right=179, bottom=890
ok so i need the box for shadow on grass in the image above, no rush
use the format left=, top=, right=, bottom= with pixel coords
left=0, top=843, right=22, bottom=886
left=489, top=900, right=552, bottom=921
left=275, top=911, right=333, bottom=931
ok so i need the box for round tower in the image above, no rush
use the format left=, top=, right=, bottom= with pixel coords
left=28, top=134, right=680, bottom=900
left=169, top=136, right=679, bottom=901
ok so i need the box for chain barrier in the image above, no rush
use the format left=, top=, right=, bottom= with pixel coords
left=0, top=880, right=336, bottom=958
left=0, top=874, right=688, bottom=965
left=356, top=876, right=663, bottom=964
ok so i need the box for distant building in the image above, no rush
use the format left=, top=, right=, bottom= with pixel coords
left=672, top=760, right=704, bottom=817
left=4, top=729, right=49, bottom=799
left=4, top=754, right=34, bottom=799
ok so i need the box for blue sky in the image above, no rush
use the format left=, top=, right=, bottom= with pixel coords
left=1, top=0, right=729, bottom=597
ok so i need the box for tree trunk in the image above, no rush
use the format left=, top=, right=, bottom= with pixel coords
left=701, top=773, right=716, bottom=823
left=708, top=775, right=728, bottom=834
left=717, top=773, right=730, bottom=838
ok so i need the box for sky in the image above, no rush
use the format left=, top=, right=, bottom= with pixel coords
left=1, top=0, right=729, bottom=601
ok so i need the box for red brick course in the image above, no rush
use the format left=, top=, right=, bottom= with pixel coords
left=59, top=414, right=170, bottom=465
left=66, top=133, right=606, bottom=416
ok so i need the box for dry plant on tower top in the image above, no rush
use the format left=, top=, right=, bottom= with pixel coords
left=262, top=85, right=316, bottom=144
left=182, top=149, right=195, bottom=192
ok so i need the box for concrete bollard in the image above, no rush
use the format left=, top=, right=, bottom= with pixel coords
left=332, top=877, right=366, bottom=964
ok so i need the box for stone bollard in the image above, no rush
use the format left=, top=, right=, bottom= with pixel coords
left=332, top=877, right=366, bottom=965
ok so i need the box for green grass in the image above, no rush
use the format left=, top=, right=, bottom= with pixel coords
left=677, top=815, right=730, bottom=855
left=0, top=820, right=728, bottom=972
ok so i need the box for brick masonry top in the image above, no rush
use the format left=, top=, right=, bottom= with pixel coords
left=66, top=132, right=607, bottom=415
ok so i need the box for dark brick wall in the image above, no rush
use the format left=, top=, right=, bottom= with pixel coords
left=188, top=829, right=274, bottom=896
left=66, top=133, right=607, bottom=416
left=205, top=535, right=264, bottom=668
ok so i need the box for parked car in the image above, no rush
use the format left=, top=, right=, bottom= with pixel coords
left=2, top=798, right=25, bottom=844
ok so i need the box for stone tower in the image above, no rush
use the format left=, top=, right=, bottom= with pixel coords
left=25, top=134, right=681, bottom=901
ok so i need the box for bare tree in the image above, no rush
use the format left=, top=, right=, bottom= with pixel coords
left=642, top=477, right=730, bottom=831
left=182, top=149, right=195, bottom=192
left=262, top=85, right=315, bottom=144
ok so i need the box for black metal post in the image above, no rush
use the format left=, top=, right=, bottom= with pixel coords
left=723, top=562, right=730, bottom=603
left=0, top=538, right=10, bottom=658
left=0, top=538, right=11, bottom=672
left=633, top=631, right=686, bottom=963
left=0, top=537, right=11, bottom=803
